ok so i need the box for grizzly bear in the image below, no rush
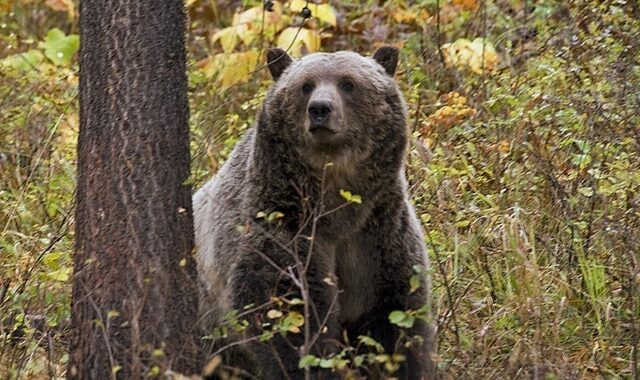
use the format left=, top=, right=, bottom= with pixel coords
left=194, top=46, right=434, bottom=380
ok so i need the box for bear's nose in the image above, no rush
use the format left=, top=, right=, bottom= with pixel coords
left=307, top=100, right=333, bottom=125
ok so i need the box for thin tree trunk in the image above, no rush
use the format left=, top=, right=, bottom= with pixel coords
left=69, top=0, right=201, bottom=378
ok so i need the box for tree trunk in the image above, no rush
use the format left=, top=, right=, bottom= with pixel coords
left=69, top=0, right=202, bottom=378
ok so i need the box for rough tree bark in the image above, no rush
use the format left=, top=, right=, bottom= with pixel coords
left=69, top=0, right=202, bottom=378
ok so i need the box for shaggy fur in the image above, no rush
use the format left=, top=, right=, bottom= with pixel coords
left=194, top=47, right=434, bottom=380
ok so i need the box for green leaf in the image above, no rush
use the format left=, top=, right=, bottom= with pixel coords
left=267, top=211, right=284, bottom=222
left=409, top=274, right=420, bottom=293
left=288, top=298, right=304, bottom=305
left=389, top=310, right=406, bottom=324
left=151, top=349, right=164, bottom=358
left=358, top=335, right=384, bottom=352
left=299, top=354, right=320, bottom=368
left=43, top=251, right=64, bottom=269
left=319, top=358, right=334, bottom=368
left=389, top=310, right=415, bottom=328
left=0, top=49, right=45, bottom=72
left=38, top=28, right=79, bottom=66
left=259, top=330, right=274, bottom=342
left=47, top=267, right=70, bottom=282
left=455, top=219, right=470, bottom=228
left=578, top=187, right=594, bottom=197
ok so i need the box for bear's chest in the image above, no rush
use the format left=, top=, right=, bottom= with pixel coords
left=334, top=236, right=378, bottom=323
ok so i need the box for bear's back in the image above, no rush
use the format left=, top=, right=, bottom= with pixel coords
left=193, top=128, right=256, bottom=322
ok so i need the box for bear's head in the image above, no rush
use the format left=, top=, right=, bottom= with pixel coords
left=261, top=47, right=408, bottom=173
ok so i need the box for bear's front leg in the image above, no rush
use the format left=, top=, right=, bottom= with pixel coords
left=233, top=238, right=339, bottom=380
left=350, top=205, right=435, bottom=380
left=351, top=291, right=434, bottom=380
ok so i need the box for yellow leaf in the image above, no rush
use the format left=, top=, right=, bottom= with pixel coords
left=453, top=0, right=479, bottom=11
left=233, top=3, right=288, bottom=41
left=152, top=349, right=165, bottom=358
left=289, top=0, right=337, bottom=27
left=59, top=111, right=78, bottom=148
left=421, top=91, right=477, bottom=134
left=107, top=310, right=120, bottom=319
left=496, top=140, right=510, bottom=154
left=289, top=0, right=305, bottom=12
left=339, top=189, right=362, bottom=204
left=440, top=91, right=467, bottom=106
left=201, top=51, right=260, bottom=90
left=0, top=0, right=16, bottom=13
left=441, top=38, right=499, bottom=74
left=392, top=9, right=417, bottom=24
left=314, top=3, right=338, bottom=27
left=234, top=6, right=265, bottom=26
left=277, top=27, right=320, bottom=56
left=442, top=38, right=473, bottom=69
left=267, top=309, right=283, bottom=319
left=211, top=26, right=242, bottom=53
left=467, top=38, right=499, bottom=73
left=47, top=268, right=70, bottom=282
left=286, top=311, right=305, bottom=327
left=213, top=5, right=287, bottom=52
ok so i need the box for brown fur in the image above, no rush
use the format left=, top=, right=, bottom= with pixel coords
left=194, top=47, right=435, bottom=380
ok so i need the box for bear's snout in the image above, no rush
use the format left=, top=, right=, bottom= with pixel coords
left=307, top=100, right=333, bottom=128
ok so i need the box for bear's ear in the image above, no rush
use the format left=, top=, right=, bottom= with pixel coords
left=267, top=48, right=293, bottom=81
left=372, top=46, right=399, bottom=76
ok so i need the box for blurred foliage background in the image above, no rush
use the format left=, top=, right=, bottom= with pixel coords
left=1, top=0, right=639, bottom=378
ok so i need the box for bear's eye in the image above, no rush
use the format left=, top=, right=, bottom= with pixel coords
left=302, top=82, right=314, bottom=94
left=339, top=79, right=355, bottom=92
